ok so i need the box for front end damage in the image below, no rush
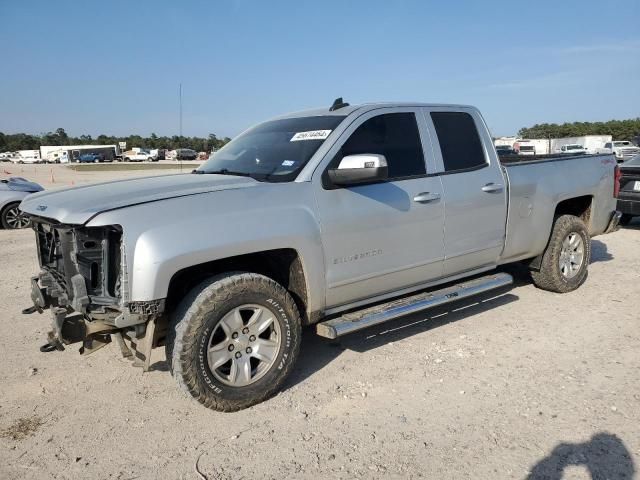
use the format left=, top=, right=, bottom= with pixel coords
left=25, top=219, right=164, bottom=370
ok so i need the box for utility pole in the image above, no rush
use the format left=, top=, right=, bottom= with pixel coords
left=179, top=83, right=183, bottom=138
left=179, top=83, right=183, bottom=172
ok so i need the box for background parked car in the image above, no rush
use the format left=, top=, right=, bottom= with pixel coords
left=0, top=177, right=44, bottom=229
left=617, top=153, right=640, bottom=225
left=558, top=144, right=587, bottom=155
left=597, top=141, right=640, bottom=162
left=175, top=148, right=198, bottom=160
left=122, top=150, right=156, bottom=162
left=150, top=149, right=166, bottom=160
left=77, top=152, right=106, bottom=163
left=495, top=145, right=516, bottom=156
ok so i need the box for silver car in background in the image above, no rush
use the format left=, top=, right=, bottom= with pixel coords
left=0, top=177, right=44, bottom=229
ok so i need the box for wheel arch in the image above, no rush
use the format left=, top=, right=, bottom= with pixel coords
left=553, top=195, right=593, bottom=227
left=165, top=248, right=313, bottom=325
left=527, top=197, right=593, bottom=271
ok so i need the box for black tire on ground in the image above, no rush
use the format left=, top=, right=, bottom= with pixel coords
left=530, top=214, right=591, bottom=293
left=124, top=157, right=130, bottom=162
left=166, top=272, right=302, bottom=412
left=1, top=202, right=30, bottom=229
left=620, top=214, right=633, bottom=226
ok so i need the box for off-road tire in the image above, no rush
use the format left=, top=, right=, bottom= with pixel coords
left=620, top=214, right=633, bottom=226
left=166, top=272, right=302, bottom=412
left=531, top=215, right=590, bottom=293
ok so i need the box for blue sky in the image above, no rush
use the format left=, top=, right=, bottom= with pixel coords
left=1, top=0, right=638, bottom=138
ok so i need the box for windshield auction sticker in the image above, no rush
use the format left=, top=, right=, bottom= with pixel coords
left=290, top=130, right=332, bottom=142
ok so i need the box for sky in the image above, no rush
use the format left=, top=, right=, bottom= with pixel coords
left=1, top=0, right=639, bottom=139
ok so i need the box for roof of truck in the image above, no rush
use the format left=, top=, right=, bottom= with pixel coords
left=272, top=102, right=476, bottom=120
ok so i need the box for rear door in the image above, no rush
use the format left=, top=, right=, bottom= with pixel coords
left=424, top=108, right=508, bottom=276
left=314, top=108, right=445, bottom=308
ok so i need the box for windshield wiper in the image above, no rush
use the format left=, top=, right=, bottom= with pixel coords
left=192, top=168, right=256, bottom=178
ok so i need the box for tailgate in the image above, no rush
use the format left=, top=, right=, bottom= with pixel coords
left=619, top=169, right=640, bottom=199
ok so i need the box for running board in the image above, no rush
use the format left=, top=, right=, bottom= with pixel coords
left=316, top=272, right=513, bottom=339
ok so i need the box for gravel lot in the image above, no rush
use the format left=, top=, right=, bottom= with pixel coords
left=1, top=166, right=639, bottom=479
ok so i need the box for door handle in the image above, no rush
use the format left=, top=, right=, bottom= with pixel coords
left=482, top=183, right=503, bottom=193
left=413, top=192, right=441, bottom=203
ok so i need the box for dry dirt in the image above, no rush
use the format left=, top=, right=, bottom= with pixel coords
left=0, top=165, right=639, bottom=479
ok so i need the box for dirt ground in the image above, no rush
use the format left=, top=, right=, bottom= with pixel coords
left=0, top=165, right=639, bottom=479
left=2, top=162, right=195, bottom=190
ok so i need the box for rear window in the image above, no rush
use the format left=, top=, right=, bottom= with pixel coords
left=431, top=112, right=486, bottom=172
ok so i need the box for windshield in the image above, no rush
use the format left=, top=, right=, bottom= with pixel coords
left=198, top=115, right=345, bottom=181
left=566, top=145, right=582, bottom=150
left=613, top=142, right=630, bottom=147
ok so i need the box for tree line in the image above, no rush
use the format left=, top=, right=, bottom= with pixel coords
left=0, top=128, right=232, bottom=152
left=518, top=118, right=640, bottom=142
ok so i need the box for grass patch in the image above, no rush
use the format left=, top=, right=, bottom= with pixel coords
left=67, top=162, right=201, bottom=172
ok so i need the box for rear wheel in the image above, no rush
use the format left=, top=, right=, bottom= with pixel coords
left=531, top=215, right=590, bottom=293
left=1, top=203, right=31, bottom=229
left=620, top=214, right=633, bottom=226
left=167, top=272, right=302, bottom=412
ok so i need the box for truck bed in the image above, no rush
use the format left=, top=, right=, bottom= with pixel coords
left=498, top=153, right=616, bottom=265
left=498, top=153, right=600, bottom=164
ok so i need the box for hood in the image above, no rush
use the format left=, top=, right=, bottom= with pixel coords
left=0, top=177, right=44, bottom=193
left=20, top=173, right=257, bottom=225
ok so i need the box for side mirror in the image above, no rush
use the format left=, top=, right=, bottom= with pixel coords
left=327, top=154, right=388, bottom=187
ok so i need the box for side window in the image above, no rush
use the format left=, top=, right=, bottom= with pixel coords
left=430, top=112, right=486, bottom=172
left=604, top=143, right=611, bottom=149
left=336, top=113, right=426, bottom=179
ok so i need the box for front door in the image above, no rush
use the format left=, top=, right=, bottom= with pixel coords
left=314, top=109, right=445, bottom=308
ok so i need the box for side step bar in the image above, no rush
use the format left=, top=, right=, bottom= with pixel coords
left=316, top=272, right=513, bottom=339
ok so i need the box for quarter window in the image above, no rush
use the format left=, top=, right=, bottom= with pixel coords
left=431, top=112, right=486, bottom=172
left=336, top=113, right=426, bottom=179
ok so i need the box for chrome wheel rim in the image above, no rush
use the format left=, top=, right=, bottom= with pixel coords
left=5, top=206, right=30, bottom=229
left=207, top=304, right=281, bottom=387
left=559, top=232, right=584, bottom=279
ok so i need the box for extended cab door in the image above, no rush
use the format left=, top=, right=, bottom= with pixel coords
left=313, top=108, right=445, bottom=309
left=423, top=108, right=508, bottom=276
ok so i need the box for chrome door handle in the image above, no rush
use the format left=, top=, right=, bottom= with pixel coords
left=482, top=183, right=503, bottom=193
left=413, top=192, right=441, bottom=203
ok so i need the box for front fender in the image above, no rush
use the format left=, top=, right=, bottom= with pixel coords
left=87, top=183, right=326, bottom=312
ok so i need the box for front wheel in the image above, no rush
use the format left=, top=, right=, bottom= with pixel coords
left=167, top=272, right=302, bottom=412
left=531, top=215, right=591, bottom=293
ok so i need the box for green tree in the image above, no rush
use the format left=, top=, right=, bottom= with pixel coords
left=518, top=118, right=640, bottom=141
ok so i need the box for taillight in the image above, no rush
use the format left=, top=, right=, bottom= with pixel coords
left=613, top=165, right=621, bottom=198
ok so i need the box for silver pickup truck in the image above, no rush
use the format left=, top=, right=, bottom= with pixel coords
left=21, top=100, right=622, bottom=411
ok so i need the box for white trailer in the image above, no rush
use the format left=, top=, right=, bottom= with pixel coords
left=551, top=135, right=611, bottom=154
left=40, top=145, right=120, bottom=163
left=10, top=150, right=41, bottom=164
left=514, top=139, right=550, bottom=155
